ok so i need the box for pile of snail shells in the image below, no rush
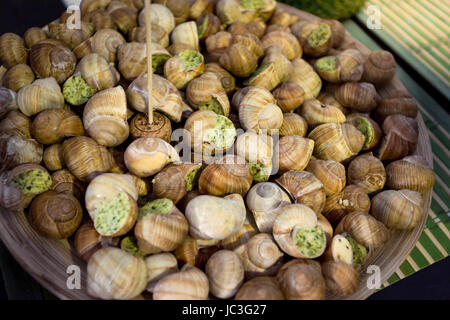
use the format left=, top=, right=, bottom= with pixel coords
left=0, top=0, right=435, bottom=301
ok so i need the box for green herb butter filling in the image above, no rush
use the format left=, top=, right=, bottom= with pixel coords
left=308, top=23, right=331, bottom=47
left=138, top=198, right=173, bottom=220
left=177, top=50, right=203, bottom=71
left=240, top=0, right=263, bottom=11
left=315, top=56, right=337, bottom=71
left=120, top=236, right=146, bottom=259
left=10, top=169, right=52, bottom=195
left=198, top=98, right=224, bottom=115
left=295, top=226, right=326, bottom=258
left=152, top=54, right=170, bottom=74
left=197, top=16, right=209, bottom=38
left=248, top=163, right=270, bottom=183
left=354, top=116, right=373, bottom=149
left=204, top=115, right=236, bottom=150
left=346, top=236, right=368, bottom=268
left=94, top=192, right=130, bottom=236
left=62, top=75, right=97, bottom=106
left=185, top=166, right=201, bottom=192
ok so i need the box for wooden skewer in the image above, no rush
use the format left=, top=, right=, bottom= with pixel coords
left=145, top=0, right=153, bottom=124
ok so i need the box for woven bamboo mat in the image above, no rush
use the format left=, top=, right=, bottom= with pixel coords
left=356, top=0, right=450, bottom=101
left=344, top=17, right=450, bottom=289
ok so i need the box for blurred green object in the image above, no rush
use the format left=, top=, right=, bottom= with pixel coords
left=280, top=0, right=365, bottom=20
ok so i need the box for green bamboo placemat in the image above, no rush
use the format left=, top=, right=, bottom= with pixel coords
left=344, top=19, right=450, bottom=289
left=356, top=0, right=450, bottom=101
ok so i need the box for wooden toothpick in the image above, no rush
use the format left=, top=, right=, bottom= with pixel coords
left=145, top=0, right=153, bottom=124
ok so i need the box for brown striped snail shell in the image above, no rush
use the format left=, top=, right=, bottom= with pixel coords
left=362, top=50, right=396, bottom=85
left=272, top=81, right=305, bottom=113
left=345, top=113, right=382, bottom=151
left=347, top=153, right=386, bottom=194
left=275, top=135, right=314, bottom=174
left=43, top=144, right=65, bottom=171
left=0, top=134, right=43, bottom=172
left=306, top=158, right=346, bottom=196
left=0, top=110, right=31, bottom=139
left=335, top=82, right=380, bottom=113
left=2, top=64, right=35, bottom=92
left=24, top=27, right=48, bottom=48
left=28, top=190, right=83, bottom=239
left=50, top=169, right=86, bottom=202
left=322, top=260, right=360, bottom=297
left=77, top=53, right=120, bottom=91
left=261, top=30, right=302, bottom=60
left=0, top=33, right=28, bottom=68
left=235, top=276, right=285, bottom=300
left=385, top=155, right=435, bottom=193
left=279, top=113, right=308, bottom=137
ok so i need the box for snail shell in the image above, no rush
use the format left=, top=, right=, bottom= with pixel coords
left=198, top=155, right=252, bottom=196
left=17, top=78, right=64, bottom=117
left=322, top=260, right=360, bottom=297
left=323, top=19, right=345, bottom=48
left=275, top=170, right=326, bottom=214
left=335, top=82, right=380, bottom=113
left=83, top=86, right=129, bottom=147
left=117, top=42, right=147, bottom=81
left=28, top=190, right=82, bottom=239
left=261, top=30, right=302, bottom=60
left=152, top=162, right=201, bottom=204
left=279, top=113, right=308, bottom=137
left=139, top=4, right=175, bottom=34
left=346, top=113, right=382, bottom=151
left=0, top=88, right=18, bottom=120
left=273, top=204, right=327, bottom=259
left=85, top=173, right=138, bottom=237
left=347, top=153, right=386, bottom=194
left=306, top=159, right=346, bottom=196
left=50, top=169, right=86, bottom=202
left=276, top=259, right=326, bottom=300
left=308, top=123, right=365, bottom=163
left=153, top=264, right=209, bottom=300
left=206, top=249, right=244, bottom=299
left=0, top=110, right=31, bottom=139
left=24, top=27, right=48, bottom=48
left=87, top=247, right=148, bottom=300
left=362, top=50, right=396, bottom=85
left=385, top=155, right=435, bottom=193
left=0, top=33, right=28, bottom=68
left=77, top=53, right=120, bottom=91
left=377, top=114, right=418, bottom=161
left=0, top=134, right=43, bottom=172
left=289, top=58, right=322, bottom=100
left=73, top=221, right=104, bottom=262
left=31, top=109, right=84, bottom=145
left=292, top=21, right=332, bottom=58
left=196, top=13, right=221, bottom=40
left=298, top=99, right=346, bottom=127
left=246, top=182, right=291, bottom=233
left=322, top=185, right=371, bottom=225
left=2, top=64, right=35, bottom=92
left=373, top=96, right=418, bottom=123
left=185, top=194, right=246, bottom=240
left=238, top=86, right=283, bottom=133
left=43, top=144, right=65, bottom=171
left=275, top=135, right=314, bottom=174
left=219, top=43, right=258, bottom=77
left=135, top=203, right=189, bottom=254
left=262, top=45, right=292, bottom=83
left=61, top=136, right=115, bottom=182
left=145, top=252, right=179, bottom=292
left=204, top=62, right=236, bottom=94
left=335, top=211, right=390, bottom=251
left=186, top=72, right=230, bottom=116
left=163, top=49, right=205, bottom=89
left=272, top=81, right=305, bottom=113
left=371, top=189, right=423, bottom=230
left=30, top=39, right=77, bottom=84
left=235, top=276, right=285, bottom=300
left=127, top=73, right=183, bottom=122
left=171, top=21, right=199, bottom=51
left=236, top=130, right=273, bottom=165
left=0, top=180, right=27, bottom=211
left=124, top=137, right=180, bottom=177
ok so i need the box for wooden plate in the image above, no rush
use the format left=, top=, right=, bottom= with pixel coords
left=0, top=4, right=433, bottom=300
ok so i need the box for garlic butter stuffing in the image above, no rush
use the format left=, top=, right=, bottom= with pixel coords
left=0, top=0, right=434, bottom=301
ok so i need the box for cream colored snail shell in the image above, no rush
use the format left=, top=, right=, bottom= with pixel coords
left=206, top=249, right=245, bottom=299
left=87, top=247, right=148, bottom=300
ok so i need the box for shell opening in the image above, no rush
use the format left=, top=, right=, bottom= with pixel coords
left=345, top=235, right=368, bottom=268
left=152, top=54, right=170, bottom=74
left=198, top=97, right=225, bottom=115
left=294, top=225, right=326, bottom=258
left=121, top=236, right=146, bottom=258
left=204, top=115, right=236, bottom=150
left=177, top=50, right=203, bottom=71
left=248, top=162, right=271, bottom=183
left=315, top=56, right=337, bottom=71
left=138, top=198, right=173, bottom=220
left=240, top=0, right=263, bottom=11
left=308, top=23, right=331, bottom=47
left=197, top=15, right=209, bottom=38
left=354, top=116, right=373, bottom=150
left=63, top=75, right=97, bottom=106
left=94, top=192, right=130, bottom=236
left=10, top=169, right=52, bottom=195
left=185, top=166, right=201, bottom=192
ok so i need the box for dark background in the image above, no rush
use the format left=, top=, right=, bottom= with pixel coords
left=0, top=0, right=449, bottom=300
